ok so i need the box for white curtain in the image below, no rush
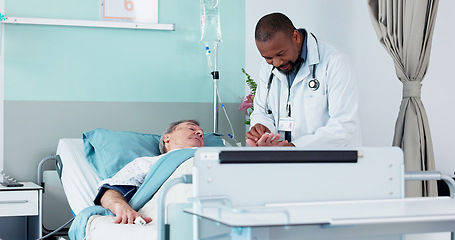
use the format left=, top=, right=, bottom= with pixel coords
left=367, top=0, right=440, bottom=197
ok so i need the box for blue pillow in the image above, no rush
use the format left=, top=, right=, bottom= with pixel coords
left=203, top=132, right=224, bottom=147
left=83, top=128, right=224, bottom=180
left=83, top=129, right=161, bottom=180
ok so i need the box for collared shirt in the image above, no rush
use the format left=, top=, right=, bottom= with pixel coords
left=94, top=154, right=164, bottom=205
left=287, top=28, right=308, bottom=87
left=93, top=148, right=196, bottom=205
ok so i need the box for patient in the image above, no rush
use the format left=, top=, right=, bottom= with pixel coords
left=93, top=120, right=204, bottom=224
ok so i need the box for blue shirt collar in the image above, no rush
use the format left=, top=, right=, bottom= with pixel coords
left=286, top=29, right=308, bottom=87
left=299, top=28, right=308, bottom=62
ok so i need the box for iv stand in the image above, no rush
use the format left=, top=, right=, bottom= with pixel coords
left=211, top=42, right=219, bottom=133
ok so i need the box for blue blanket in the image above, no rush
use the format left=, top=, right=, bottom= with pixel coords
left=69, top=148, right=196, bottom=240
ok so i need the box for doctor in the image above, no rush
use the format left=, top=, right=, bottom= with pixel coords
left=246, top=13, right=361, bottom=147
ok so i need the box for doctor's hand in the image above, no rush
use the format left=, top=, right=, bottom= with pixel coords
left=246, top=133, right=291, bottom=147
left=246, top=124, right=270, bottom=143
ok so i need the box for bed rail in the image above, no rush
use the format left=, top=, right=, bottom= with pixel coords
left=405, top=171, right=455, bottom=198
left=37, top=154, right=58, bottom=191
left=37, top=154, right=70, bottom=237
left=157, top=174, right=193, bottom=240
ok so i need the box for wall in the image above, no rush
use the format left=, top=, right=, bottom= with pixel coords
left=423, top=0, right=455, bottom=176
left=0, top=0, right=4, bottom=173
left=245, top=1, right=455, bottom=175
left=3, top=1, right=454, bottom=180
left=1, top=0, right=246, bottom=182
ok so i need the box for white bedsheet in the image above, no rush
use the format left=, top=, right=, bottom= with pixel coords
left=57, top=138, right=101, bottom=215
left=85, top=158, right=194, bottom=240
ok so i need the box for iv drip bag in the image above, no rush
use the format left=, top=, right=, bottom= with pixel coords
left=200, top=0, right=222, bottom=43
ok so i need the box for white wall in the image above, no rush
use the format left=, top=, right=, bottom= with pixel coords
left=0, top=0, right=4, bottom=171
left=245, top=0, right=455, bottom=176
left=423, top=0, right=455, bottom=176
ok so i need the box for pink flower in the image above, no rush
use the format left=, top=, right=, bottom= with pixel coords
left=239, top=93, right=254, bottom=116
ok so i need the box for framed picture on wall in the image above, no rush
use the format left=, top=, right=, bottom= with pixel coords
left=100, top=0, right=158, bottom=23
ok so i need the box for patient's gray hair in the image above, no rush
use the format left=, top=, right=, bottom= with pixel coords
left=158, top=120, right=201, bottom=154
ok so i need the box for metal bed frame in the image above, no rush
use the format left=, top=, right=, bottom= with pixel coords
left=158, top=147, right=455, bottom=240
left=37, top=147, right=455, bottom=240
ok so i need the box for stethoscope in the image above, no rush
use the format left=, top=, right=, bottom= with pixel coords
left=264, top=33, right=320, bottom=114
left=264, top=60, right=319, bottom=114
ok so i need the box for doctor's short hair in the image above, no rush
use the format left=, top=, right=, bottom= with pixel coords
left=255, top=12, right=296, bottom=42
left=158, top=119, right=201, bottom=154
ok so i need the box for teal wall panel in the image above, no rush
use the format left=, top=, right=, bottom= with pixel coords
left=4, top=0, right=245, bottom=103
left=6, top=0, right=99, bottom=20
left=3, top=100, right=246, bottom=182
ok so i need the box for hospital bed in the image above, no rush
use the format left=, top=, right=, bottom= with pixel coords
left=39, top=130, right=455, bottom=240
left=37, top=128, right=225, bottom=240
left=181, top=147, right=455, bottom=240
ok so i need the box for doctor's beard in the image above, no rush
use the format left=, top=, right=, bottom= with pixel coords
left=277, top=57, right=303, bottom=75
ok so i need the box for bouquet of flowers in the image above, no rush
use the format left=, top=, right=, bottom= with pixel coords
left=239, top=68, right=257, bottom=125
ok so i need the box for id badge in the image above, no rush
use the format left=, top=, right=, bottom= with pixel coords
left=278, top=117, right=294, bottom=132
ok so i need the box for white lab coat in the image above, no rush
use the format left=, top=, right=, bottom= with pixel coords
left=250, top=32, right=362, bottom=147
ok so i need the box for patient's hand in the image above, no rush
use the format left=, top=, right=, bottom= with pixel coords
left=112, top=202, right=152, bottom=224
left=101, top=189, right=153, bottom=224
left=246, top=124, right=270, bottom=142
left=246, top=133, right=292, bottom=147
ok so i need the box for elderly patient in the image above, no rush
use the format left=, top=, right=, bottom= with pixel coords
left=93, top=120, right=204, bottom=224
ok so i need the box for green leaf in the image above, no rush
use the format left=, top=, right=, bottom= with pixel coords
left=242, top=68, right=257, bottom=95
